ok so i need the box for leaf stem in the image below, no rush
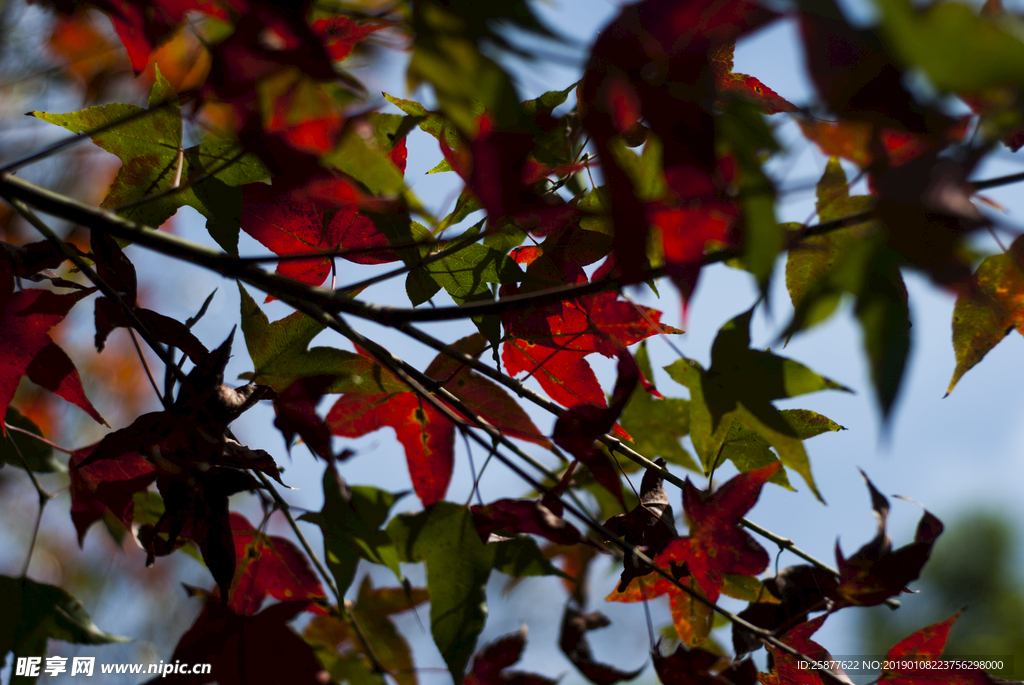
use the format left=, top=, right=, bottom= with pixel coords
left=4, top=424, right=74, bottom=454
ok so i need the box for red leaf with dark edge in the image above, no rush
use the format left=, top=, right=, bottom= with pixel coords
left=471, top=497, right=587, bottom=547
left=878, top=611, right=1000, bottom=685
left=761, top=614, right=852, bottom=685
left=659, top=463, right=778, bottom=603
left=327, top=392, right=454, bottom=506
left=503, top=339, right=605, bottom=409
left=465, top=626, right=558, bottom=685
left=142, top=589, right=328, bottom=685
left=311, top=16, right=391, bottom=62
left=559, top=605, right=644, bottom=685
left=227, top=513, right=327, bottom=616
left=653, top=641, right=757, bottom=685
left=69, top=444, right=156, bottom=544
left=330, top=205, right=400, bottom=265
left=579, top=0, right=776, bottom=282
left=273, top=375, right=333, bottom=460
left=0, top=287, right=93, bottom=427
left=650, top=200, right=737, bottom=307
left=603, top=458, right=677, bottom=591
left=834, top=471, right=943, bottom=607
left=553, top=349, right=639, bottom=507
left=26, top=340, right=106, bottom=425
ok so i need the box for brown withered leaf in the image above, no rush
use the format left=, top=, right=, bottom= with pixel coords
left=602, top=457, right=678, bottom=592
left=559, top=605, right=644, bottom=685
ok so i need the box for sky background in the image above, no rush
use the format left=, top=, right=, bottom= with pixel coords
left=3, top=0, right=1024, bottom=683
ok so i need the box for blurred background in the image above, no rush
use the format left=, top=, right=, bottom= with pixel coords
left=0, top=0, right=1022, bottom=683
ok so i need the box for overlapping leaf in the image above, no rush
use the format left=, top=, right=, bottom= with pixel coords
left=328, top=335, right=546, bottom=506
left=32, top=69, right=268, bottom=252
left=665, top=310, right=848, bottom=501
left=304, top=576, right=429, bottom=685
left=759, top=614, right=849, bottom=685
left=878, top=611, right=1000, bottom=685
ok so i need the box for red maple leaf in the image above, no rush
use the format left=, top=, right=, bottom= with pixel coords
left=142, top=588, right=327, bottom=685
left=311, top=16, right=392, bottom=62
left=0, top=286, right=105, bottom=428
left=661, top=463, right=778, bottom=603
left=227, top=513, right=327, bottom=615
left=240, top=139, right=406, bottom=297
left=761, top=614, right=851, bottom=685
left=878, top=611, right=999, bottom=685
left=579, top=0, right=776, bottom=282
left=327, top=336, right=548, bottom=506
left=69, top=445, right=156, bottom=543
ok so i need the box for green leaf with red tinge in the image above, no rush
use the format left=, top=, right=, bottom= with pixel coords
left=238, top=283, right=405, bottom=394
left=948, top=235, right=1024, bottom=394
left=227, top=513, right=327, bottom=616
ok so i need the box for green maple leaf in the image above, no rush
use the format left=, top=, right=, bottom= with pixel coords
left=665, top=309, right=850, bottom=502
left=1, top=575, right=129, bottom=684
left=785, top=157, right=911, bottom=420
left=238, top=283, right=406, bottom=393
left=31, top=67, right=268, bottom=252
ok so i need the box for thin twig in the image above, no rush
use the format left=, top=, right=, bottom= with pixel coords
left=6, top=420, right=52, bottom=577
left=4, top=424, right=74, bottom=454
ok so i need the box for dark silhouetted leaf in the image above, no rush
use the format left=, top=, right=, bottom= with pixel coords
left=559, top=605, right=644, bottom=685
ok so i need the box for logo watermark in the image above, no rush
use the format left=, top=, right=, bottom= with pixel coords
left=14, top=656, right=212, bottom=678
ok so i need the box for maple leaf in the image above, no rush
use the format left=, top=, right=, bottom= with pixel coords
left=226, top=513, right=327, bottom=615
left=653, top=642, right=758, bottom=685
left=559, top=605, right=644, bottom=685
left=796, top=118, right=970, bottom=170
left=666, top=310, right=849, bottom=501
left=238, top=283, right=406, bottom=394
left=602, top=457, right=678, bottom=591
left=240, top=121, right=407, bottom=295
left=733, top=565, right=839, bottom=657
left=465, top=627, right=558, bottom=685
left=69, top=444, right=156, bottom=544
left=948, top=235, right=1024, bottom=394
left=142, top=587, right=327, bottom=685
left=32, top=68, right=268, bottom=252
left=272, top=375, right=334, bottom=460
left=759, top=614, right=852, bottom=685
left=553, top=349, right=639, bottom=507
left=710, top=43, right=796, bottom=115
left=71, top=332, right=279, bottom=596
left=328, top=335, right=547, bottom=506
left=0, top=283, right=104, bottom=429
left=784, top=159, right=911, bottom=420
left=877, top=611, right=1002, bottom=685
left=663, top=463, right=777, bottom=604
left=91, top=234, right=209, bottom=363
left=304, top=575, right=429, bottom=685
left=299, top=459, right=404, bottom=597
left=472, top=495, right=588, bottom=547
left=579, top=0, right=776, bottom=282
left=834, top=471, right=943, bottom=607
left=312, top=16, right=392, bottom=62
left=0, top=574, right=129, bottom=677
